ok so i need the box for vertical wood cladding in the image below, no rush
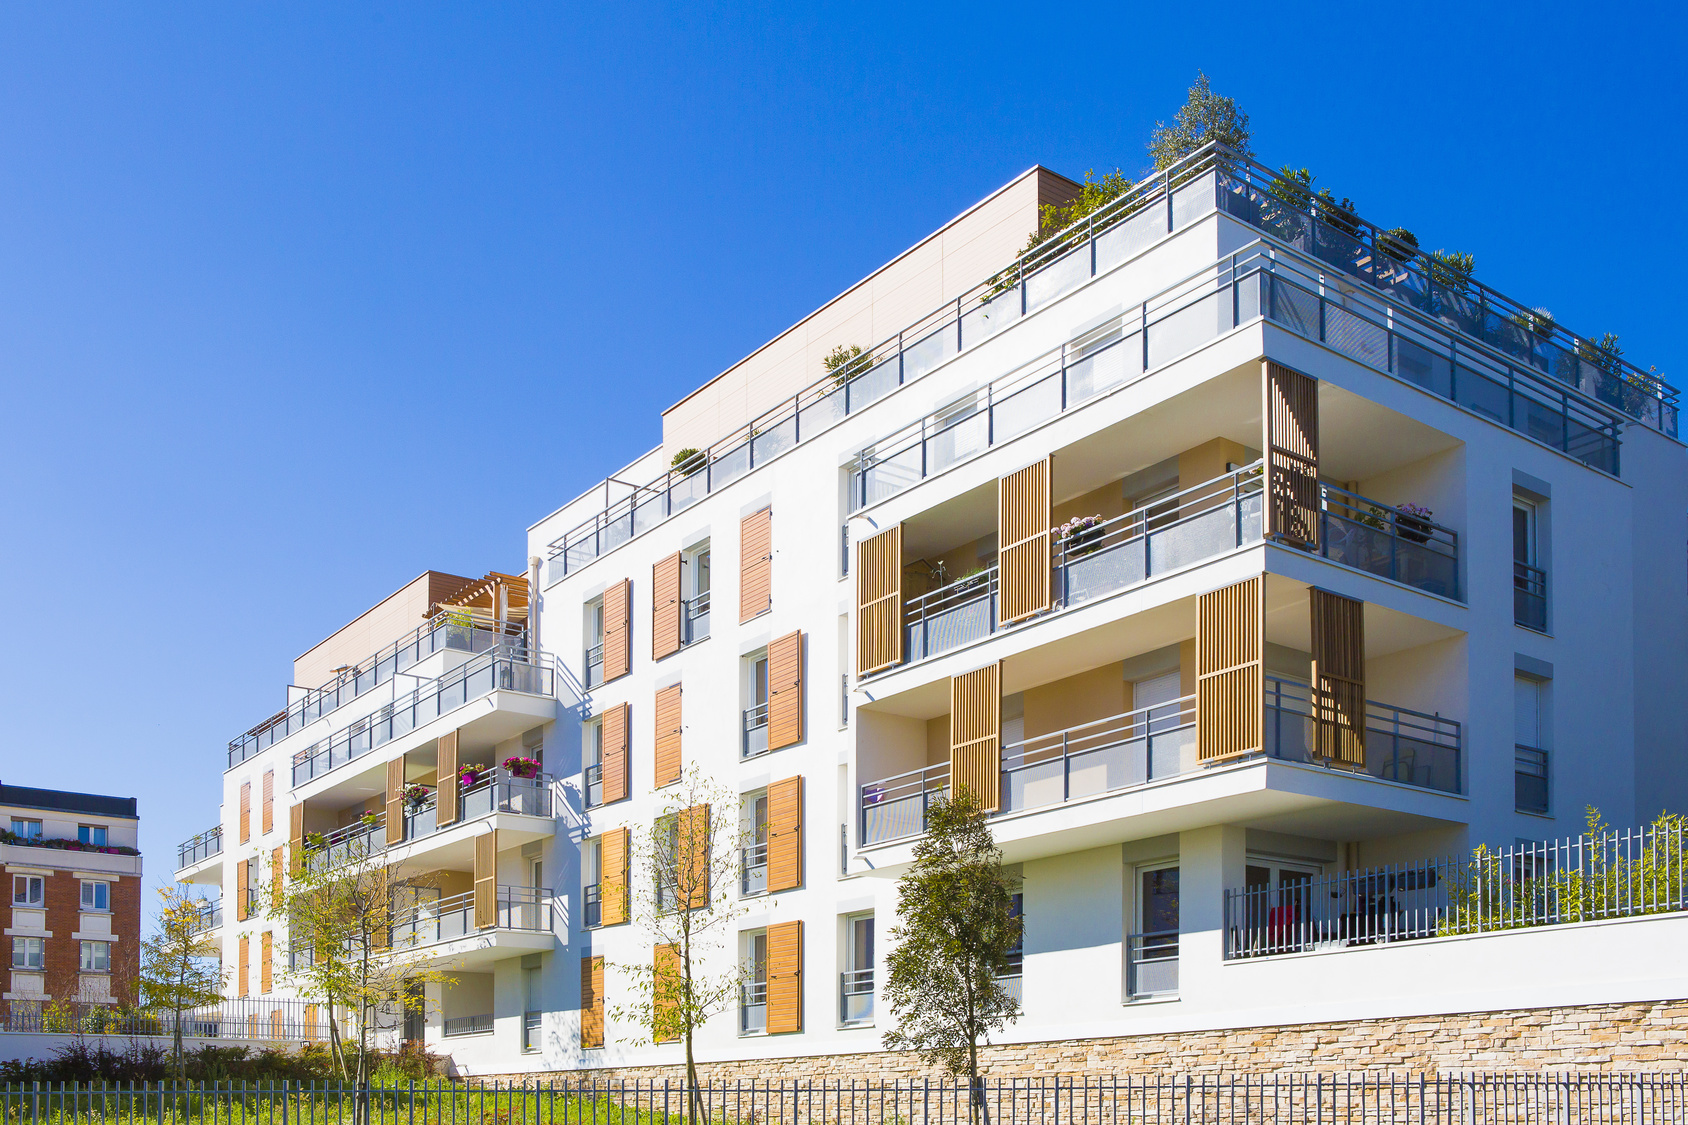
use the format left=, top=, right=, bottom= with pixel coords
left=473, top=831, right=498, bottom=929
left=603, top=578, right=632, bottom=682
left=437, top=730, right=460, bottom=827
left=998, top=458, right=1053, bottom=624
left=652, top=551, right=684, bottom=660
left=601, top=702, right=630, bottom=804
left=261, top=772, right=274, bottom=836
left=1310, top=587, right=1367, bottom=767
left=766, top=920, right=804, bottom=1033
left=1197, top=577, right=1264, bottom=762
left=855, top=525, right=903, bottom=675
left=740, top=507, right=773, bottom=622
left=385, top=757, right=406, bottom=847
left=767, top=630, right=805, bottom=750
left=239, top=782, right=251, bottom=845
left=766, top=775, right=804, bottom=892
left=950, top=663, right=1002, bottom=812
left=1264, top=361, right=1320, bottom=548
left=654, top=684, right=683, bottom=787
left=580, top=956, right=605, bottom=1049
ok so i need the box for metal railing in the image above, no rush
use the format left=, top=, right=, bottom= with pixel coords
left=743, top=701, right=770, bottom=758
left=582, top=882, right=602, bottom=929
left=1126, top=929, right=1179, bottom=998
left=685, top=592, right=712, bottom=643
left=291, top=645, right=555, bottom=786
left=1224, top=818, right=1688, bottom=960
left=839, top=968, right=873, bottom=1024
left=583, top=763, right=604, bottom=808
left=1316, top=483, right=1459, bottom=598
left=521, top=1010, right=542, bottom=1052
left=1263, top=675, right=1462, bottom=794
left=304, top=815, right=385, bottom=874
left=401, top=771, right=554, bottom=845
left=1515, top=560, right=1548, bottom=630
left=187, top=901, right=222, bottom=935
left=229, top=612, right=527, bottom=767
left=584, top=642, right=605, bottom=688
left=741, top=841, right=769, bottom=895
left=176, top=826, right=222, bottom=871
left=389, top=885, right=553, bottom=949
left=442, top=1013, right=493, bottom=1037
left=0, top=997, right=321, bottom=1041
left=1516, top=744, right=1550, bottom=814
left=739, top=981, right=768, bottom=1034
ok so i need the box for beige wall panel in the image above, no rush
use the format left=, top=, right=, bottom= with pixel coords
left=1023, top=663, right=1128, bottom=744
left=293, top=572, right=478, bottom=690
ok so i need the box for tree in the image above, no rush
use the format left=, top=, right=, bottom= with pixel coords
left=609, top=768, right=749, bottom=1123
left=882, top=791, right=1021, bottom=1117
left=271, top=832, right=450, bottom=1095
left=138, top=886, right=225, bottom=1081
left=1147, top=72, right=1253, bottom=170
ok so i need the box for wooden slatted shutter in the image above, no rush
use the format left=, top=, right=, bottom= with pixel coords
left=601, top=702, right=630, bottom=804
left=261, top=771, right=274, bottom=835
left=1310, top=588, right=1366, bottom=767
left=654, top=684, right=683, bottom=787
left=676, top=803, right=712, bottom=909
left=260, top=932, right=273, bottom=993
left=600, top=827, right=629, bottom=926
left=385, top=757, right=406, bottom=846
left=270, top=846, right=284, bottom=909
left=950, top=664, right=1002, bottom=811
left=239, top=781, right=251, bottom=844
left=740, top=507, right=773, bottom=622
left=653, top=552, right=684, bottom=660
left=237, top=935, right=249, bottom=997
left=303, top=1004, right=319, bottom=1041
left=437, top=730, right=459, bottom=827
left=767, top=630, right=805, bottom=750
left=1197, top=577, right=1265, bottom=762
left=653, top=943, right=681, bottom=1042
left=603, top=578, right=632, bottom=681
left=288, top=805, right=304, bottom=875
left=998, top=457, right=1053, bottom=624
left=766, top=920, right=803, bottom=1034
left=1264, top=361, right=1320, bottom=548
left=856, top=525, right=903, bottom=675
left=766, top=776, right=804, bottom=892
left=580, top=956, right=605, bottom=1049
left=236, top=858, right=249, bottom=922
left=474, top=831, right=498, bottom=929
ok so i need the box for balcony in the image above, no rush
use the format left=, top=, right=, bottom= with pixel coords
left=176, top=826, right=222, bottom=873
left=230, top=611, right=527, bottom=768
left=839, top=969, right=873, bottom=1025
left=390, top=885, right=554, bottom=963
left=187, top=901, right=223, bottom=935
left=291, top=646, right=556, bottom=787
left=304, top=771, right=550, bottom=875
left=1126, top=930, right=1178, bottom=998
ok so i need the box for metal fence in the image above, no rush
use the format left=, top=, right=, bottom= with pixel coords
left=5, top=1075, right=1688, bottom=1124
left=0, top=998, right=318, bottom=1041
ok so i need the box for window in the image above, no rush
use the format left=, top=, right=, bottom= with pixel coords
left=1242, top=860, right=1318, bottom=952
left=78, top=825, right=108, bottom=847
left=1514, top=498, right=1547, bottom=631
left=1133, top=670, right=1184, bottom=735
left=522, top=967, right=541, bottom=1052
left=245, top=857, right=261, bottom=911
left=10, top=818, right=43, bottom=839
left=582, top=837, right=602, bottom=928
left=11, top=937, right=45, bottom=970
left=582, top=718, right=604, bottom=807
left=1130, top=864, right=1179, bottom=998
left=80, top=941, right=111, bottom=973
left=741, top=791, right=769, bottom=896
left=740, top=929, right=768, bottom=1034
left=584, top=598, right=606, bottom=687
left=840, top=914, right=874, bottom=1025
left=1515, top=675, right=1549, bottom=814
left=1000, top=892, right=1024, bottom=984
left=12, top=875, right=43, bottom=906
left=743, top=651, right=770, bottom=758
left=655, top=815, right=681, bottom=913
left=685, top=544, right=712, bottom=644
left=81, top=881, right=110, bottom=912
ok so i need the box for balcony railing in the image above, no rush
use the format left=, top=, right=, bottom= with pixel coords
left=390, top=885, right=553, bottom=949
left=1263, top=675, right=1461, bottom=794
left=176, top=826, right=222, bottom=871
left=741, top=842, right=769, bottom=895
left=1515, top=744, right=1549, bottom=814
left=305, top=815, right=385, bottom=874
left=1316, top=484, right=1458, bottom=598
left=685, top=592, right=712, bottom=644
left=1126, top=930, right=1179, bottom=998
left=402, top=771, right=554, bottom=844
left=584, top=643, right=605, bottom=688
left=584, top=763, right=604, bottom=808
left=229, top=611, right=527, bottom=768
left=291, top=646, right=555, bottom=786
left=583, top=882, right=602, bottom=929
left=443, top=1014, right=493, bottom=1037
left=839, top=968, right=874, bottom=1024
left=1514, top=561, right=1548, bottom=631
left=740, top=981, right=768, bottom=1034
left=0, top=997, right=324, bottom=1041
left=1223, top=819, right=1688, bottom=960
left=743, top=702, right=770, bottom=759
left=188, top=901, right=223, bottom=935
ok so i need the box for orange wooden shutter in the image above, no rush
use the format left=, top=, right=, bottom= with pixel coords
left=1197, top=577, right=1264, bottom=762
left=600, top=827, right=629, bottom=926
left=260, top=932, right=273, bottom=993
left=603, top=578, right=632, bottom=681
left=678, top=803, right=712, bottom=909
left=654, top=684, right=683, bottom=787
left=740, top=507, right=773, bottom=622
left=288, top=805, right=304, bottom=875
left=1264, top=360, right=1320, bottom=548
left=237, top=935, right=249, bottom=997
left=950, top=664, right=1002, bottom=812
left=601, top=702, right=630, bottom=803
left=437, top=730, right=459, bottom=827
left=474, top=830, right=498, bottom=928
left=236, top=859, right=249, bottom=922
left=998, top=457, right=1053, bottom=624
left=653, top=943, right=681, bottom=1042
left=766, top=920, right=803, bottom=1034
left=239, top=782, right=251, bottom=844
left=270, top=846, right=284, bottom=909
left=767, top=630, right=805, bottom=750
left=856, top=525, right=903, bottom=675
left=261, top=772, right=274, bottom=835
left=653, top=552, right=684, bottom=660
left=766, top=775, right=804, bottom=892
left=580, top=955, right=605, bottom=1049
left=303, top=1004, right=319, bottom=1041
left=1310, top=587, right=1366, bottom=767
left=385, top=757, right=406, bottom=846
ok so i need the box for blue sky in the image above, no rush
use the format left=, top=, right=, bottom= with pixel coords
left=1, top=2, right=1682, bottom=919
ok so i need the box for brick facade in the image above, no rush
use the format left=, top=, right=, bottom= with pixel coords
left=23, top=864, right=141, bottom=1005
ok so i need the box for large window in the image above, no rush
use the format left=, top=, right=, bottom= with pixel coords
left=583, top=598, right=606, bottom=687
left=80, top=940, right=111, bottom=973
left=740, top=929, right=768, bottom=1034
left=1515, top=674, right=1549, bottom=814
left=841, top=913, right=874, bottom=1025
left=743, top=651, right=770, bottom=758
left=685, top=543, right=712, bottom=644
left=11, top=937, right=44, bottom=970
left=582, top=718, right=604, bottom=808
left=80, top=881, right=110, bottom=912
left=78, top=825, right=108, bottom=848
left=1130, top=865, right=1179, bottom=999
left=12, top=875, right=43, bottom=906
left=1513, top=497, right=1547, bottom=631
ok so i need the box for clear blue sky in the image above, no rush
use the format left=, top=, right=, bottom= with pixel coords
left=1, top=3, right=1683, bottom=921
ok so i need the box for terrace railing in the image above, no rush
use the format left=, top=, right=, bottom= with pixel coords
left=1263, top=675, right=1462, bottom=794
left=175, top=826, right=222, bottom=871
left=1316, top=483, right=1458, bottom=598
left=401, top=771, right=554, bottom=844
left=187, top=900, right=222, bottom=935
left=1224, top=818, right=1688, bottom=959
left=291, top=646, right=555, bottom=786
left=839, top=968, right=874, bottom=1024
left=389, top=885, right=553, bottom=948
left=0, top=997, right=321, bottom=1041
left=1126, top=929, right=1180, bottom=998
left=305, top=815, right=385, bottom=874
left=1515, top=560, right=1548, bottom=630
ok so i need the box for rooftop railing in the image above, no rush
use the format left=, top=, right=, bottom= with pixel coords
left=389, top=885, right=553, bottom=949
left=229, top=611, right=527, bottom=768
left=547, top=143, right=1670, bottom=583
left=290, top=645, right=555, bottom=787
left=175, top=826, right=222, bottom=871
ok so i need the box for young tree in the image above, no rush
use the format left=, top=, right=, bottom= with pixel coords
left=138, top=886, right=225, bottom=1080
left=609, top=768, right=749, bottom=1123
left=1147, top=72, right=1253, bottom=170
left=883, top=791, right=1021, bottom=1117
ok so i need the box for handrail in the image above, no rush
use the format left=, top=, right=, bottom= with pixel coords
left=389, top=884, right=554, bottom=946
left=176, top=826, right=223, bottom=870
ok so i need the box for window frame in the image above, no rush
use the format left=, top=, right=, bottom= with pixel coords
left=12, top=936, right=45, bottom=970
left=12, top=875, right=44, bottom=907
left=79, top=940, right=112, bottom=973
left=10, top=818, right=43, bottom=840
left=80, top=880, right=111, bottom=912
left=78, top=825, right=108, bottom=848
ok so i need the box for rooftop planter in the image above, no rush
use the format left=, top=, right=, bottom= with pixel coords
left=0, top=829, right=139, bottom=856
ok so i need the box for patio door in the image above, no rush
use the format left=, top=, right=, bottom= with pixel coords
left=1130, top=864, right=1179, bottom=997
left=1243, top=860, right=1317, bottom=952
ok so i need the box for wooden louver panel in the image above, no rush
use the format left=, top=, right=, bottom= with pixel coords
left=654, top=684, right=683, bottom=787
left=436, top=730, right=459, bottom=827
left=652, top=552, right=684, bottom=660
left=766, top=775, right=804, bottom=892
left=288, top=805, right=304, bottom=875
left=998, top=457, right=1053, bottom=624
left=261, top=771, right=274, bottom=835
left=237, top=935, right=249, bottom=997
left=766, top=919, right=804, bottom=1034
left=677, top=803, right=712, bottom=909
left=855, top=525, right=903, bottom=675
left=603, top=578, right=632, bottom=681
left=653, top=943, right=681, bottom=1042
left=1310, top=587, right=1366, bottom=767
left=600, top=827, right=630, bottom=926
left=270, top=846, right=284, bottom=909
left=235, top=858, right=249, bottom=922
left=473, top=830, right=498, bottom=929
left=1197, top=577, right=1265, bottom=762
left=260, top=931, right=273, bottom=993
left=767, top=630, right=805, bottom=750
left=580, top=956, right=605, bottom=1049
left=740, top=507, right=773, bottom=622
left=239, top=782, right=251, bottom=844
left=950, top=663, right=1002, bottom=812
left=1264, top=361, right=1320, bottom=548
left=385, top=758, right=406, bottom=847
left=601, top=702, right=630, bottom=804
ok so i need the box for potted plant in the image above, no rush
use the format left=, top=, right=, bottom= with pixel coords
left=1394, top=504, right=1435, bottom=544
left=402, top=784, right=433, bottom=811
left=359, top=810, right=380, bottom=830
left=459, top=763, right=490, bottom=789
left=1510, top=307, right=1556, bottom=341
left=950, top=569, right=989, bottom=594
left=1058, top=515, right=1108, bottom=557
left=503, top=755, right=542, bottom=780
left=1316, top=188, right=1361, bottom=238
left=304, top=831, right=327, bottom=851
left=670, top=448, right=705, bottom=477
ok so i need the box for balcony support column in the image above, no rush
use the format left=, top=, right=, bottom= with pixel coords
left=1175, top=824, right=1246, bottom=1003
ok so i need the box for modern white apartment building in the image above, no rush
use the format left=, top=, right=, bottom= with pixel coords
left=183, top=144, right=1688, bottom=1075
